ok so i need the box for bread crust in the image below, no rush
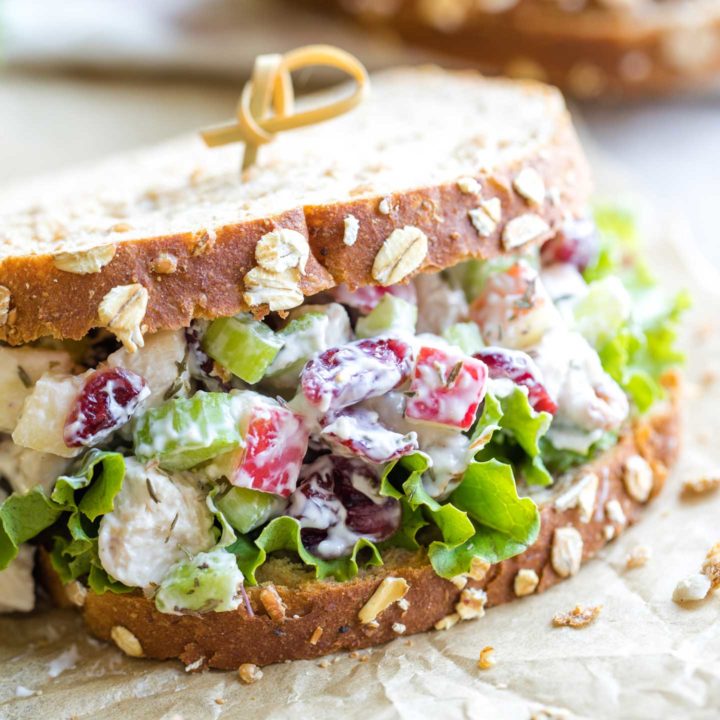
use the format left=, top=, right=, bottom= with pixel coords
left=310, top=0, right=720, bottom=97
left=41, top=377, right=680, bottom=670
left=0, top=70, right=590, bottom=345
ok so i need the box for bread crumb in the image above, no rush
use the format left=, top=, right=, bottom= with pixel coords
left=434, top=613, right=460, bottom=631
left=259, top=585, right=286, bottom=623
left=514, top=568, right=539, bottom=597
left=552, top=604, right=602, bottom=629
left=215, top=698, right=225, bottom=705
left=625, top=545, right=652, bottom=570
left=0, top=286, right=10, bottom=327
left=110, top=222, right=133, bottom=233
left=349, top=651, right=360, bottom=659
left=343, top=215, right=360, bottom=246
left=404, top=639, right=414, bottom=646
left=477, top=646, right=496, bottom=670
left=392, top=622, right=406, bottom=635
left=318, top=659, right=331, bottom=668
left=702, top=542, right=720, bottom=588
left=238, top=663, right=263, bottom=684
left=673, top=573, right=711, bottom=603
left=682, top=476, right=720, bottom=496
left=309, top=626, right=324, bottom=645
left=184, top=657, right=204, bottom=672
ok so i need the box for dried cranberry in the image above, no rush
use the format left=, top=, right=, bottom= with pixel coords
left=332, top=283, right=417, bottom=315
left=287, top=455, right=401, bottom=559
left=301, top=338, right=413, bottom=412
left=64, top=368, right=149, bottom=447
left=320, top=406, right=418, bottom=463
left=540, top=218, right=599, bottom=272
left=475, top=347, right=557, bottom=414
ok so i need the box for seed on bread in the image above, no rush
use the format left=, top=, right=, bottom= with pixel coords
left=551, top=526, right=583, bottom=578
left=309, top=626, right=324, bottom=645
left=259, top=585, right=286, bottom=623
left=0, top=286, right=10, bottom=327
left=372, top=226, right=428, bottom=285
left=358, top=576, right=409, bottom=625
left=255, top=228, right=310, bottom=274
left=467, top=557, right=491, bottom=581
left=552, top=604, right=602, bottom=629
left=514, top=568, right=540, bottom=597
left=457, top=177, right=481, bottom=195
left=605, top=499, right=627, bottom=526
left=455, top=587, right=487, bottom=620
left=554, top=472, right=598, bottom=523
left=391, top=622, right=406, bottom=634
left=468, top=198, right=502, bottom=237
left=150, top=252, right=178, bottom=275
left=343, top=215, right=360, bottom=246
left=238, top=662, right=263, bottom=684
left=53, top=245, right=116, bottom=274
left=623, top=455, right=654, bottom=503
left=110, top=625, right=144, bottom=657
left=243, top=266, right=303, bottom=311
left=502, top=213, right=551, bottom=250
left=191, top=228, right=217, bottom=256
left=513, top=167, right=546, bottom=206
left=98, top=284, right=148, bottom=353
left=378, top=197, right=392, bottom=215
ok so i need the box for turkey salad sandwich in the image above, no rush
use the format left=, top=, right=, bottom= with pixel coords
left=0, top=67, right=684, bottom=667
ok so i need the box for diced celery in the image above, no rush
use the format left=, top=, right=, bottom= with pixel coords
left=216, top=486, right=286, bottom=534
left=155, top=549, right=244, bottom=614
left=443, top=322, right=484, bottom=355
left=133, top=392, right=243, bottom=471
left=573, top=277, right=631, bottom=348
left=267, top=312, right=327, bottom=380
left=355, top=294, right=417, bottom=338
left=203, top=314, right=284, bottom=384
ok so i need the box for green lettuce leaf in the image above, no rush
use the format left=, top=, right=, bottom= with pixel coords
left=497, top=387, right=552, bottom=457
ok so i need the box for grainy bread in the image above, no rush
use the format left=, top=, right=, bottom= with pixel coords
left=0, top=67, right=589, bottom=345
left=309, top=0, right=720, bottom=97
left=42, top=374, right=680, bottom=670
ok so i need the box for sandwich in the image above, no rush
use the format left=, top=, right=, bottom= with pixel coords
left=0, top=67, right=685, bottom=669
left=307, top=0, right=720, bottom=97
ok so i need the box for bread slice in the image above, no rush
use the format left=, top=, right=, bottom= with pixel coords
left=40, top=373, right=680, bottom=670
left=0, top=67, right=589, bottom=345
left=309, top=0, right=720, bottom=97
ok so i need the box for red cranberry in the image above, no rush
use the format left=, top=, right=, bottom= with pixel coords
left=540, top=217, right=599, bottom=272
left=64, top=368, right=149, bottom=447
left=475, top=347, right=557, bottom=414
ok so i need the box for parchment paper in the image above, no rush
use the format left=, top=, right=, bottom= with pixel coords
left=0, top=187, right=719, bottom=720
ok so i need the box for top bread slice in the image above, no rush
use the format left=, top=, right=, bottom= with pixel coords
left=0, top=67, right=590, bottom=345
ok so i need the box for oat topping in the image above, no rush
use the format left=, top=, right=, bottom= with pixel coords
left=397, top=598, right=410, bottom=612
left=243, top=266, right=303, bottom=311
left=434, top=613, right=459, bottom=631
left=605, top=499, right=627, bottom=527
left=150, top=252, right=178, bottom=275
left=467, top=557, right=491, bottom=582
left=457, top=177, right=481, bottom=195
left=65, top=581, right=88, bottom=608
left=391, top=622, right=406, bottom=634
left=343, top=215, right=360, bottom=246
left=255, top=228, right=310, bottom=274
left=604, top=524, right=616, bottom=541
left=53, top=245, right=116, bottom=274
left=477, top=645, right=496, bottom=670
left=238, top=662, right=263, bottom=684
left=98, top=284, right=149, bottom=353
left=625, top=545, right=652, bottom=570
left=513, top=167, right=546, bottom=206
left=378, top=197, right=392, bottom=215
left=372, top=226, right=428, bottom=285
left=358, top=576, right=409, bottom=624
left=191, top=228, right=217, bottom=256
left=469, top=198, right=502, bottom=237
left=502, top=213, right=550, bottom=250
left=551, top=526, right=583, bottom=578
left=702, top=542, right=720, bottom=588
left=673, top=573, right=711, bottom=604
left=455, top=587, right=487, bottom=620
left=682, top=475, right=720, bottom=496
left=552, top=604, right=602, bottom=629
left=110, top=626, right=144, bottom=657
left=514, top=568, right=539, bottom=597
left=623, top=455, right=654, bottom=503
left=451, top=575, right=468, bottom=590
left=554, top=472, right=598, bottom=523
left=259, top=585, right=287, bottom=623
left=309, top=626, right=324, bottom=645
left=0, top=285, right=10, bottom=327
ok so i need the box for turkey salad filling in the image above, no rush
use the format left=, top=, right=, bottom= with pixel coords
left=0, top=207, right=687, bottom=614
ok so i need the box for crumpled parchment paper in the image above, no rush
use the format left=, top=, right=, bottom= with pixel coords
left=0, top=188, right=719, bottom=720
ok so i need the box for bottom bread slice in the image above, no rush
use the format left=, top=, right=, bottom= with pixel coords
left=41, top=376, right=680, bottom=670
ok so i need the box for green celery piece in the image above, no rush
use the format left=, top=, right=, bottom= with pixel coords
left=266, top=312, right=326, bottom=378
left=216, top=487, right=286, bottom=534
left=133, top=392, right=243, bottom=471
left=155, top=549, right=245, bottom=613
left=203, top=314, right=284, bottom=384
left=355, top=294, right=417, bottom=338
left=442, top=322, right=484, bottom=355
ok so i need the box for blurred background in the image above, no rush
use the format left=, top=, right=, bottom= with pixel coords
left=1, top=0, right=719, bottom=265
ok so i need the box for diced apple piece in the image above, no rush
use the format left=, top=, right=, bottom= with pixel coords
left=12, top=373, right=87, bottom=458
left=0, top=346, right=73, bottom=433
left=355, top=294, right=417, bottom=338
left=405, top=346, right=488, bottom=431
